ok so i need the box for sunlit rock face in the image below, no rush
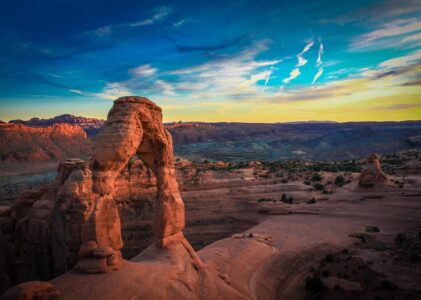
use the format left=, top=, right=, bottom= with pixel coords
left=358, top=153, right=388, bottom=187
left=0, top=123, right=91, bottom=161
left=0, top=158, right=92, bottom=291
left=74, top=96, right=188, bottom=273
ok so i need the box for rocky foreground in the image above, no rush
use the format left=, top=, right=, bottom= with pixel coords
left=2, top=152, right=420, bottom=299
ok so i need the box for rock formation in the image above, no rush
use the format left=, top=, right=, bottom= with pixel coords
left=0, top=123, right=91, bottom=161
left=358, top=153, right=388, bottom=187
left=1, top=153, right=261, bottom=293
left=75, top=96, right=198, bottom=273
left=0, top=159, right=94, bottom=291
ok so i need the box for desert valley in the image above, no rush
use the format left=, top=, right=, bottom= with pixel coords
left=0, top=96, right=420, bottom=300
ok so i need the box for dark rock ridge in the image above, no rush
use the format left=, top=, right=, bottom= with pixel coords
left=0, top=123, right=91, bottom=162
left=169, top=121, right=421, bottom=161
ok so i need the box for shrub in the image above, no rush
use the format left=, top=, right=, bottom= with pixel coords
left=304, top=180, right=311, bottom=185
left=334, top=175, right=345, bottom=186
left=312, top=173, right=323, bottom=181
left=313, top=183, right=325, bottom=191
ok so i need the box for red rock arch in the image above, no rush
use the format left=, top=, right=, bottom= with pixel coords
left=75, top=97, right=187, bottom=273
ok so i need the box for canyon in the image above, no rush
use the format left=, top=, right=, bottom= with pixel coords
left=3, top=115, right=421, bottom=162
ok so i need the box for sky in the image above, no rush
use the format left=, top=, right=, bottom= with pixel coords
left=0, top=0, right=420, bottom=122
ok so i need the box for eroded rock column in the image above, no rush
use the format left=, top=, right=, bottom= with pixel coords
left=358, top=153, right=388, bottom=187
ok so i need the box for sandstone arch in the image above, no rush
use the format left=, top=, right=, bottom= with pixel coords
left=75, top=96, right=191, bottom=273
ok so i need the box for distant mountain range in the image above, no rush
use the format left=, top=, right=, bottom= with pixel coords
left=1, top=115, right=421, bottom=161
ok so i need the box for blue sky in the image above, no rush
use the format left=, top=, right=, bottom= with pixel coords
left=0, top=0, right=420, bottom=122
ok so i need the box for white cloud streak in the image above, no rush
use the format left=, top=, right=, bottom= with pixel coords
left=90, top=6, right=172, bottom=37
left=312, top=68, right=324, bottom=84
left=129, top=64, right=157, bottom=77
left=282, top=40, right=314, bottom=84
left=68, top=89, right=85, bottom=95
left=312, top=42, right=324, bottom=84
left=352, top=18, right=421, bottom=50
left=91, top=40, right=288, bottom=101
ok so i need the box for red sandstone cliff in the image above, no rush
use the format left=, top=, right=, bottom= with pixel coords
left=9, top=114, right=105, bottom=137
left=0, top=123, right=91, bottom=162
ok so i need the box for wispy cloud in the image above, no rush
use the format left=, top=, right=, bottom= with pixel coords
left=167, top=40, right=282, bottom=95
left=173, top=19, right=189, bottom=27
left=253, top=49, right=421, bottom=105
left=93, top=82, right=133, bottom=100
left=316, top=43, right=324, bottom=67
left=319, top=0, right=421, bottom=25
left=130, top=6, right=172, bottom=26
left=282, top=40, right=314, bottom=84
left=312, top=42, right=324, bottom=84
left=262, top=58, right=277, bottom=92
left=282, top=68, right=301, bottom=84
left=90, top=6, right=172, bottom=37
left=90, top=40, right=286, bottom=101
left=312, top=68, right=324, bottom=84
left=129, top=64, right=157, bottom=77
left=68, top=89, right=85, bottom=95
left=352, top=17, right=421, bottom=50
left=379, top=48, right=421, bottom=68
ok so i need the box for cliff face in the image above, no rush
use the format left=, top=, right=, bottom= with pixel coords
left=9, top=114, right=104, bottom=137
left=0, top=123, right=91, bottom=162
